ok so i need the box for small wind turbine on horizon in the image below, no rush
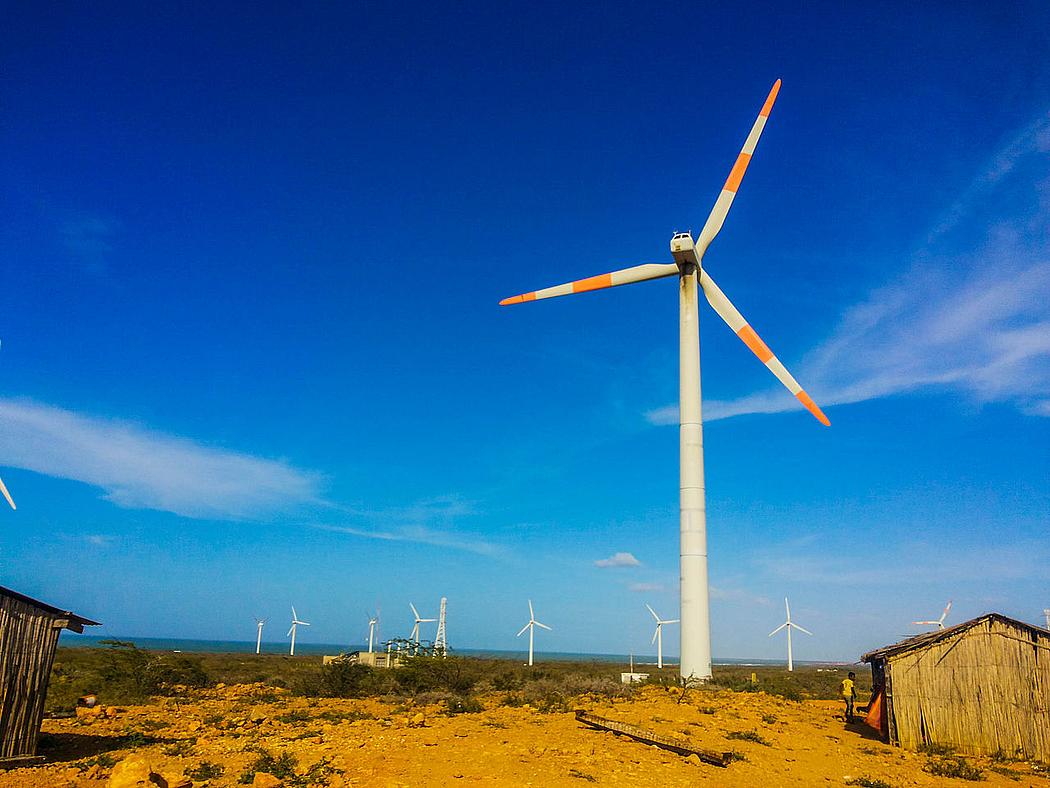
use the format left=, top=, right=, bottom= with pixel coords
left=913, top=601, right=952, bottom=631
left=498, top=80, right=830, bottom=683
left=1044, top=609, right=1050, bottom=630
left=516, top=599, right=551, bottom=667
left=367, top=611, right=379, bottom=654
left=0, top=343, right=15, bottom=511
left=768, top=597, right=811, bottom=672
left=287, top=607, right=310, bottom=656
left=254, top=618, right=266, bottom=655
left=409, top=603, right=436, bottom=644
left=646, top=604, right=679, bottom=669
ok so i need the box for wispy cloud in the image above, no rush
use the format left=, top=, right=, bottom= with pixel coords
left=710, top=585, right=770, bottom=606
left=647, top=110, right=1050, bottom=425
left=0, top=398, right=323, bottom=520
left=314, top=522, right=497, bottom=556
left=595, top=551, right=641, bottom=568
left=628, top=582, right=664, bottom=593
left=60, top=213, right=120, bottom=269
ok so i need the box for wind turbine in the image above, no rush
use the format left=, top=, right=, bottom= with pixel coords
left=409, top=602, right=436, bottom=644
left=1044, top=609, right=1050, bottom=630
left=516, top=599, right=551, bottom=667
left=287, top=607, right=310, bottom=656
left=768, top=597, right=811, bottom=671
left=913, top=600, right=952, bottom=631
left=646, top=604, right=679, bottom=669
left=498, top=80, right=829, bottom=683
left=254, top=618, right=266, bottom=655
left=0, top=343, right=14, bottom=510
left=367, top=611, right=379, bottom=654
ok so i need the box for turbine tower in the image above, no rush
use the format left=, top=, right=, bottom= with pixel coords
left=367, top=612, right=379, bottom=654
left=1044, top=609, right=1050, bottom=630
left=254, top=618, right=266, bottom=655
left=646, top=604, right=679, bottom=669
left=913, top=601, right=952, bottom=631
left=516, top=599, right=551, bottom=667
left=768, top=597, right=811, bottom=671
left=409, top=602, right=436, bottom=644
left=499, top=80, right=829, bottom=682
left=287, top=606, right=310, bottom=656
left=434, top=597, right=448, bottom=653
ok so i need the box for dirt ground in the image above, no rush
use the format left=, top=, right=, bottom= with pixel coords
left=0, top=684, right=1042, bottom=787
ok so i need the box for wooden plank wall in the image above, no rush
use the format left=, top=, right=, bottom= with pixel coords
left=887, top=618, right=1050, bottom=761
left=0, top=595, right=63, bottom=760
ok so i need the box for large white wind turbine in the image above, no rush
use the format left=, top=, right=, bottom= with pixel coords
left=768, top=597, right=811, bottom=672
left=409, top=602, right=436, bottom=644
left=254, top=618, right=266, bottom=655
left=287, top=606, right=310, bottom=656
left=516, top=599, right=551, bottom=667
left=646, top=604, right=679, bottom=670
left=913, top=600, right=952, bottom=631
left=499, top=81, right=829, bottom=682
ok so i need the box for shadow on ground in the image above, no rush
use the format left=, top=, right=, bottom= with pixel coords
left=36, top=733, right=172, bottom=763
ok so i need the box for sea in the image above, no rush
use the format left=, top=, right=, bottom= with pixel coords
left=58, top=633, right=836, bottom=667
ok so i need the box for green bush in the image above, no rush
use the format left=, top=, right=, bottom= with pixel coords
left=395, top=656, right=478, bottom=695
left=846, top=778, right=892, bottom=788
left=726, top=730, right=770, bottom=746
left=187, top=761, right=224, bottom=780
left=444, top=696, right=484, bottom=715
left=239, top=749, right=298, bottom=783
left=924, top=756, right=984, bottom=781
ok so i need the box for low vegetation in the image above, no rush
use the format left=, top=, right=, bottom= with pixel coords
left=924, top=755, right=985, bottom=781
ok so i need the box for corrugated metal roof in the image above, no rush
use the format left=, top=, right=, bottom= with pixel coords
left=861, top=612, right=1049, bottom=663
left=0, top=585, right=99, bottom=631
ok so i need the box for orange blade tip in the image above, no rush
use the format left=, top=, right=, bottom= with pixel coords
left=760, top=79, right=782, bottom=118
left=499, top=295, right=523, bottom=306
left=796, top=390, right=830, bottom=427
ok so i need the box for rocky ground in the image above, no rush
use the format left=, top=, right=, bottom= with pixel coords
left=1, top=683, right=1043, bottom=787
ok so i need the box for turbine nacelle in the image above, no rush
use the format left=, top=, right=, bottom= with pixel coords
left=670, top=232, right=698, bottom=267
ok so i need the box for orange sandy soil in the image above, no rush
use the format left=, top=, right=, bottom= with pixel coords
left=0, top=684, right=1041, bottom=787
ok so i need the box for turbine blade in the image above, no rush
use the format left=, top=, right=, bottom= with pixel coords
left=785, top=597, right=791, bottom=620
left=646, top=604, right=660, bottom=622
left=516, top=623, right=530, bottom=637
left=768, top=622, right=787, bottom=637
left=535, top=621, right=552, bottom=631
left=794, top=624, right=813, bottom=636
left=410, top=602, right=420, bottom=619
left=500, top=263, right=678, bottom=306
left=913, top=620, right=937, bottom=626
left=651, top=627, right=659, bottom=645
left=287, top=625, right=295, bottom=637
left=0, top=477, right=15, bottom=510
left=696, top=80, right=781, bottom=258
left=698, top=270, right=830, bottom=426
left=665, top=619, right=680, bottom=625
left=528, top=599, right=534, bottom=619
left=421, top=618, right=436, bottom=623
left=940, top=601, right=952, bottom=622
left=301, top=621, right=310, bottom=626
left=291, top=606, right=297, bottom=620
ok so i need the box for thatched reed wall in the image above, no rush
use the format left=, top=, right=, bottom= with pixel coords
left=867, top=615, right=1049, bottom=762
left=0, top=587, right=96, bottom=763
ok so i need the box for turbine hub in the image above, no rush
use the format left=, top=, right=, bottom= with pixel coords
left=670, top=232, right=698, bottom=269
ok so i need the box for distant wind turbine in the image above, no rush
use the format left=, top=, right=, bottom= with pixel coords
left=516, top=599, right=551, bottom=667
left=646, top=604, right=679, bottom=669
left=1044, top=609, right=1050, bottom=630
left=254, top=618, right=266, bottom=655
left=409, top=602, right=436, bottom=644
left=913, top=600, right=952, bottom=631
left=0, top=342, right=14, bottom=510
left=287, top=606, right=310, bottom=656
left=367, top=611, right=379, bottom=654
left=768, top=597, right=811, bottom=671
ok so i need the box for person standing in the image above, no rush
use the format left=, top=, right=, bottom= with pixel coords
left=841, top=671, right=857, bottom=722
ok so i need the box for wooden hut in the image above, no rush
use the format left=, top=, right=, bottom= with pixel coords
left=0, top=585, right=98, bottom=765
left=861, top=613, right=1050, bottom=762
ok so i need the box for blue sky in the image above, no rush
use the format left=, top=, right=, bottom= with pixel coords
left=2, top=2, right=1048, bottom=662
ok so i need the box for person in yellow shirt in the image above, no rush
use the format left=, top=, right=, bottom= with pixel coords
left=841, top=672, right=857, bottom=722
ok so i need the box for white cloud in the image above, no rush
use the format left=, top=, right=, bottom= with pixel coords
left=0, top=398, right=323, bottom=520
left=595, top=551, right=641, bottom=568
left=628, top=582, right=664, bottom=593
left=646, top=111, right=1050, bottom=425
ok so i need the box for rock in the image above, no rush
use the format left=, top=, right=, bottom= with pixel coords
left=104, top=706, right=119, bottom=718
left=247, top=706, right=268, bottom=722
left=410, top=712, right=426, bottom=727
left=107, top=755, right=153, bottom=787
left=686, top=754, right=702, bottom=766
left=215, top=683, right=226, bottom=690
left=84, top=763, right=103, bottom=779
left=77, top=705, right=103, bottom=720
left=251, top=774, right=283, bottom=788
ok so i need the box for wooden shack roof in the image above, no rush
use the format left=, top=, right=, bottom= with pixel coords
left=861, top=613, right=1048, bottom=663
left=0, top=585, right=99, bottom=634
